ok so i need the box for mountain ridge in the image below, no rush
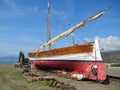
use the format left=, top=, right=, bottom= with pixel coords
left=101, top=50, right=120, bottom=63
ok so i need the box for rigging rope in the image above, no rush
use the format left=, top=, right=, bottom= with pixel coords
left=87, top=20, right=99, bottom=39
left=52, top=8, right=75, bottom=46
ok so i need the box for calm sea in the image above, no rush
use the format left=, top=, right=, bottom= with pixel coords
left=0, top=60, right=17, bottom=64
left=0, top=56, right=18, bottom=64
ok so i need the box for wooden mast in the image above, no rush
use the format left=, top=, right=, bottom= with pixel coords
left=47, top=2, right=51, bottom=50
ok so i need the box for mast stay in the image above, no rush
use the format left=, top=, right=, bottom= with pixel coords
left=34, top=7, right=110, bottom=53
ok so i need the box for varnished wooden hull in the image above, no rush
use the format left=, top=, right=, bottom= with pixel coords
left=28, top=44, right=93, bottom=58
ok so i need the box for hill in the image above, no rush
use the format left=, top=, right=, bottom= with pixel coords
left=101, top=50, right=120, bottom=63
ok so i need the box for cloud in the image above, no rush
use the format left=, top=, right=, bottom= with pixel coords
left=84, top=36, right=120, bottom=51
left=2, top=0, right=22, bottom=15
left=97, top=36, right=120, bottom=51
left=52, top=0, right=74, bottom=21
left=0, top=35, right=44, bottom=56
left=0, top=42, right=35, bottom=57
left=0, top=43, right=20, bottom=56
left=0, top=0, right=24, bottom=18
left=0, top=0, right=40, bottom=18
left=25, top=6, right=39, bottom=13
left=16, top=36, right=43, bottom=44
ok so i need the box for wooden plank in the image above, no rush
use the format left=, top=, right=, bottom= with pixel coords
left=60, top=84, right=76, bottom=90
left=14, top=63, right=22, bottom=68
left=23, top=75, right=34, bottom=82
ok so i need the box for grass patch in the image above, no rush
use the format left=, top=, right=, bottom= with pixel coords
left=110, top=63, right=120, bottom=67
left=11, top=70, right=23, bottom=80
left=0, top=65, right=59, bottom=90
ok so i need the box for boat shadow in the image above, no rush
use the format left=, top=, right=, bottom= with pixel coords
left=81, top=76, right=110, bottom=85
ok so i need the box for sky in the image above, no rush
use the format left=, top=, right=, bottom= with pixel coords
left=0, top=0, right=120, bottom=56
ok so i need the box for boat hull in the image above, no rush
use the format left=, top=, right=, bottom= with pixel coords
left=31, top=59, right=106, bottom=81
left=29, top=40, right=106, bottom=81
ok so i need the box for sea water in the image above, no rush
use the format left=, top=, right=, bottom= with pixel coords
left=0, top=60, right=17, bottom=64
left=0, top=56, right=18, bottom=64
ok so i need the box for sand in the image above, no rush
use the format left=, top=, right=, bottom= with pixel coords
left=0, top=64, right=119, bottom=90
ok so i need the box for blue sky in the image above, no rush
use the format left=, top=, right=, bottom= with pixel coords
left=0, top=0, right=120, bottom=56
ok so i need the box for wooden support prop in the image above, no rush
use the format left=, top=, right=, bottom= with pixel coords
left=55, top=80, right=65, bottom=88
left=32, top=73, right=46, bottom=81
left=49, top=79, right=55, bottom=87
left=60, top=84, right=76, bottom=90
left=44, top=76, right=55, bottom=80
left=44, top=76, right=55, bottom=84
left=14, top=63, right=22, bottom=68
left=33, top=76, right=40, bottom=81
left=23, top=75, right=34, bottom=82
left=39, top=76, right=45, bottom=80
left=56, top=80, right=64, bottom=84
left=52, top=80, right=58, bottom=87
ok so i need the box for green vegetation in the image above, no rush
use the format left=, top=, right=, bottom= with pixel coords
left=110, top=63, right=120, bottom=67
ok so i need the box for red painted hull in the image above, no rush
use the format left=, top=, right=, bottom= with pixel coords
left=31, top=60, right=106, bottom=81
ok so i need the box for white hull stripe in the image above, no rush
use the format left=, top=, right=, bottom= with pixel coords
left=29, top=53, right=102, bottom=61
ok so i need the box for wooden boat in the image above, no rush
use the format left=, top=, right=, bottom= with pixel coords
left=28, top=3, right=110, bottom=81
